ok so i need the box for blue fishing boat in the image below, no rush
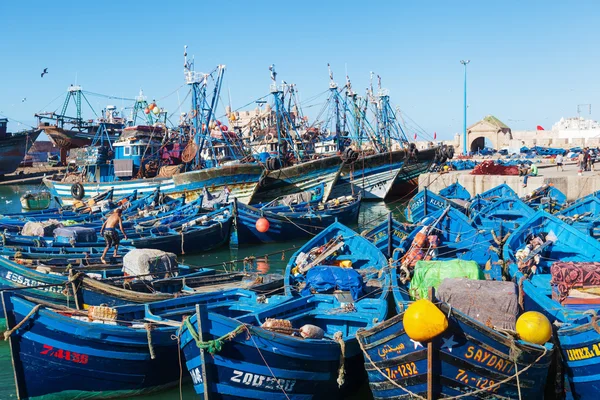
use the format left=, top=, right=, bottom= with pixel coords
left=503, top=210, right=600, bottom=398
left=2, top=289, right=286, bottom=399
left=233, top=194, right=361, bottom=245
left=556, top=196, right=600, bottom=238
left=180, top=293, right=386, bottom=399
left=438, top=181, right=471, bottom=201
left=356, top=299, right=554, bottom=399
left=404, top=187, right=465, bottom=224
left=395, top=207, right=503, bottom=280
left=284, top=221, right=390, bottom=301
left=254, top=182, right=324, bottom=211
left=521, top=184, right=567, bottom=212
left=479, top=183, right=518, bottom=200
left=130, top=204, right=233, bottom=254
left=361, top=213, right=415, bottom=259
left=355, top=206, right=554, bottom=398
left=466, top=183, right=518, bottom=216
left=471, top=197, right=535, bottom=233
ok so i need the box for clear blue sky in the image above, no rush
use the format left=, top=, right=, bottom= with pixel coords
left=1, top=0, right=599, bottom=140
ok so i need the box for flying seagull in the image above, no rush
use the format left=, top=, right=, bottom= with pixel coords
left=41, top=68, right=48, bottom=78
left=21, top=98, right=26, bottom=102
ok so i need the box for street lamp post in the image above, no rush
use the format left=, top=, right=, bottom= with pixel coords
left=460, top=59, right=470, bottom=155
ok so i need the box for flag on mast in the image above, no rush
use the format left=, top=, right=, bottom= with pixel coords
left=434, top=131, right=437, bottom=140
left=414, top=132, right=417, bottom=140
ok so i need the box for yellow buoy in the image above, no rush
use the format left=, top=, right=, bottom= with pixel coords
left=403, top=299, right=448, bottom=342
left=516, top=311, right=552, bottom=345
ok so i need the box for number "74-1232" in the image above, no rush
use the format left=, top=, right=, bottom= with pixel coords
left=40, top=344, right=89, bottom=364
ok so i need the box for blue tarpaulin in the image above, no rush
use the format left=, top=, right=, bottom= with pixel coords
left=301, top=266, right=365, bottom=301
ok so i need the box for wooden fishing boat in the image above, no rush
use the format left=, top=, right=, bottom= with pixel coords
left=471, top=197, right=535, bottom=233
left=2, top=289, right=286, bottom=399
left=438, top=181, right=471, bottom=201
left=180, top=293, right=386, bottom=399
left=356, top=300, right=554, bottom=399
left=0, top=120, right=41, bottom=176
left=254, top=182, right=324, bottom=211
left=354, top=206, right=555, bottom=398
left=522, top=184, right=567, bottom=213
left=20, top=190, right=52, bottom=211
left=466, top=183, right=519, bottom=216
left=361, top=213, right=415, bottom=259
left=130, top=204, right=233, bottom=254
left=233, top=194, right=361, bottom=245
left=556, top=196, right=600, bottom=238
left=503, top=210, right=600, bottom=398
left=284, top=221, right=390, bottom=300
left=251, top=154, right=343, bottom=203
left=395, top=207, right=503, bottom=280
left=331, top=148, right=437, bottom=200
left=404, top=187, right=466, bottom=223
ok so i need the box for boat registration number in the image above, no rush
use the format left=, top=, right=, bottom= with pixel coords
left=5, top=271, right=63, bottom=294
left=40, top=344, right=88, bottom=364
left=231, top=370, right=296, bottom=392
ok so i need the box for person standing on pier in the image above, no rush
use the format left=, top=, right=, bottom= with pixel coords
left=578, top=152, right=586, bottom=173
left=555, top=153, right=564, bottom=172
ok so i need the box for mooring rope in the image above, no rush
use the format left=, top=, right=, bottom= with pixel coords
left=184, top=318, right=246, bottom=355
left=4, top=304, right=42, bottom=340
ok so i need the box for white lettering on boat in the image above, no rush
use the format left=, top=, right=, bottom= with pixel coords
left=230, top=369, right=296, bottom=391
left=5, top=271, right=63, bottom=294
left=190, top=367, right=203, bottom=385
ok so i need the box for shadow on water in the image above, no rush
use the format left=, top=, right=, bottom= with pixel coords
left=0, top=185, right=408, bottom=399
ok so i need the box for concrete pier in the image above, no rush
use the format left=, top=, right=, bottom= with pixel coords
left=419, top=162, right=600, bottom=201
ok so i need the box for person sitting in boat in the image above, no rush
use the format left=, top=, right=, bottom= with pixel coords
left=100, top=208, right=127, bottom=264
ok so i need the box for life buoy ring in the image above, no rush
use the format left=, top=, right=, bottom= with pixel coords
left=71, top=183, right=85, bottom=200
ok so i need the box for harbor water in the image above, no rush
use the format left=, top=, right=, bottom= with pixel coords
left=0, top=184, right=408, bottom=399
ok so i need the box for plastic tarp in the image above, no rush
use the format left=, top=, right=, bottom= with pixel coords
left=202, top=187, right=229, bottom=209
left=437, top=278, right=518, bottom=330
left=54, top=226, right=97, bottom=243
left=122, top=249, right=177, bottom=280
left=301, top=266, right=365, bottom=301
left=409, top=259, right=482, bottom=300
left=22, top=219, right=63, bottom=237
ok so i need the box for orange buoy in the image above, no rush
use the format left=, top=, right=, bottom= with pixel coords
left=256, top=217, right=270, bottom=233
left=144, top=107, right=150, bottom=114
left=149, top=102, right=156, bottom=110
left=256, top=259, right=270, bottom=274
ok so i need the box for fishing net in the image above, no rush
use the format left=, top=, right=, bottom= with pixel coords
left=470, top=160, right=519, bottom=175
left=22, top=219, right=63, bottom=237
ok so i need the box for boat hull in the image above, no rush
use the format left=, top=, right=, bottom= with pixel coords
left=331, top=148, right=436, bottom=200
left=131, top=214, right=233, bottom=254
left=235, top=196, right=361, bottom=245
left=180, top=308, right=367, bottom=400
left=43, top=125, right=120, bottom=150
left=43, top=176, right=175, bottom=205
left=357, top=303, right=553, bottom=399
left=173, top=163, right=265, bottom=205
left=252, top=155, right=343, bottom=203
left=0, top=129, right=41, bottom=175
